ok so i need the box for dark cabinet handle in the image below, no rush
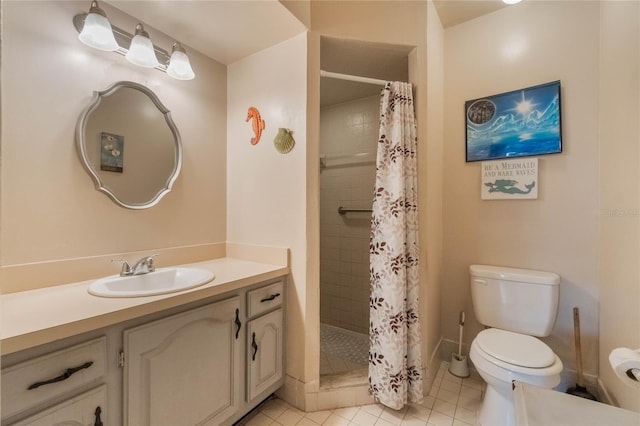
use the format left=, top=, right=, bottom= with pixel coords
left=94, top=406, right=103, bottom=426
left=260, top=293, right=281, bottom=303
left=251, top=332, right=258, bottom=361
left=235, top=309, right=241, bottom=340
left=27, top=361, right=94, bottom=390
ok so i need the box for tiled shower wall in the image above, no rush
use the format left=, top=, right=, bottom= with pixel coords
left=320, top=95, right=379, bottom=334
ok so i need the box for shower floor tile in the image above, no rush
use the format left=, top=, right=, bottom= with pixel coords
left=320, top=323, right=369, bottom=377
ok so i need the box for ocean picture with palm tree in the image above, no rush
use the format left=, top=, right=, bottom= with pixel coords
left=465, top=81, right=562, bottom=162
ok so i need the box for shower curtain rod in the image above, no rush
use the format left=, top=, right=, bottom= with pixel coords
left=320, top=70, right=387, bottom=86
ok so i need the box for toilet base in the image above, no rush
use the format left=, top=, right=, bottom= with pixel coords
left=470, top=332, right=563, bottom=426
left=477, top=383, right=514, bottom=426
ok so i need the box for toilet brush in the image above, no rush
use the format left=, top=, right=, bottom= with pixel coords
left=449, top=311, right=470, bottom=378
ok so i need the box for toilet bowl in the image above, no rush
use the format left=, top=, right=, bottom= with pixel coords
left=470, top=328, right=563, bottom=426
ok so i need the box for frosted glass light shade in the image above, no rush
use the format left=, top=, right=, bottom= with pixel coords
left=125, top=24, right=160, bottom=68
left=502, top=0, right=522, bottom=4
left=166, top=45, right=195, bottom=80
left=78, top=3, right=118, bottom=51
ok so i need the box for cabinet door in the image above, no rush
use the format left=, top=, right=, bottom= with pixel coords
left=124, top=297, right=242, bottom=426
left=247, top=309, right=284, bottom=403
left=10, top=385, right=106, bottom=426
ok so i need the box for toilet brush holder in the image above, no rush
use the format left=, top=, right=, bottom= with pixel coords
left=449, top=353, right=470, bottom=378
left=448, top=311, right=470, bottom=378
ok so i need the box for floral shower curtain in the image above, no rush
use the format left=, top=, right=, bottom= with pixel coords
left=369, top=81, right=423, bottom=410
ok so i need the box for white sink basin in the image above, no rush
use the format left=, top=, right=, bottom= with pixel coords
left=88, top=267, right=215, bottom=298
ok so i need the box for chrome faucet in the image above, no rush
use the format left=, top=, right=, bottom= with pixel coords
left=112, top=255, right=158, bottom=277
left=131, top=255, right=157, bottom=275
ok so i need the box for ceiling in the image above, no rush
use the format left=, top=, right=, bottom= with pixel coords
left=106, top=1, right=308, bottom=65
left=317, top=2, right=511, bottom=106
left=433, top=1, right=508, bottom=28
left=105, top=1, right=510, bottom=67
left=105, top=1, right=508, bottom=106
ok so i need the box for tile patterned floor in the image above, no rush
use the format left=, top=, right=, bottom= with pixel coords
left=236, top=361, right=485, bottom=426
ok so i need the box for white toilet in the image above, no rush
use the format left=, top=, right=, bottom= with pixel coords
left=469, top=264, right=564, bottom=426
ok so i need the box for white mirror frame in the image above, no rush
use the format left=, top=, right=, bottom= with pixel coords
left=75, top=81, right=182, bottom=209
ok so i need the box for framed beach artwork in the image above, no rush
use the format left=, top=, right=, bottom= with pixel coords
left=465, top=81, right=562, bottom=162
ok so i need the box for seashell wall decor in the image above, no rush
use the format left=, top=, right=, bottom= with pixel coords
left=274, top=128, right=295, bottom=154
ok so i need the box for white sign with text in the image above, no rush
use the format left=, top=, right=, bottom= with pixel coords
left=481, top=158, right=538, bottom=200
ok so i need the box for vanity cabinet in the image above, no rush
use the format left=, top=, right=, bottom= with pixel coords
left=123, top=296, right=242, bottom=426
left=2, top=276, right=286, bottom=426
left=246, top=281, right=284, bottom=404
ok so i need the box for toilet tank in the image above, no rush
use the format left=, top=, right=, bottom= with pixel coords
left=470, top=265, right=560, bottom=337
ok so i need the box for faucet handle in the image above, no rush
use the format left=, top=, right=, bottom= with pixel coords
left=145, top=254, right=159, bottom=271
left=111, top=259, right=132, bottom=276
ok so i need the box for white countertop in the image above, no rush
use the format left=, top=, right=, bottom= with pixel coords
left=1, top=257, right=289, bottom=355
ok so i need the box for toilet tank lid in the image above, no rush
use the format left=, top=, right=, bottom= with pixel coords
left=470, top=265, right=560, bottom=286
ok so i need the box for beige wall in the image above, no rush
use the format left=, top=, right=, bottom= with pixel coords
left=1, top=1, right=227, bottom=282
left=423, top=0, right=445, bottom=377
left=598, top=1, right=640, bottom=411
left=443, top=0, right=601, bottom=386
left=226, top=33, right=309, bottom=395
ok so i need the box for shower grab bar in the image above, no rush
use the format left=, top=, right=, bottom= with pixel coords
left=338, top=207, right=373, bottom=215
left=320, top=152, right=375, bottom=169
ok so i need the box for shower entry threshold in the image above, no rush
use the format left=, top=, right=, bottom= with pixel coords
left=320, top=368, right=368, bottom=390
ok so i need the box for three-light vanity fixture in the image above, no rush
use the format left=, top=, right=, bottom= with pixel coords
left=73, top=0, right=195, bottom=80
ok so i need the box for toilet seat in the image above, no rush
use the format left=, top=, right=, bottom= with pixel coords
left=476, top=329, right=556, bottom=368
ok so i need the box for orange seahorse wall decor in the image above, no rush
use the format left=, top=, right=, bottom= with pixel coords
left=246, top=106, right=265, bottom=145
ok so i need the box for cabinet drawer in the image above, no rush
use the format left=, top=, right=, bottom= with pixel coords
left=1, top=337, right=106, bottom=419
left=247, top=281, right=283, bottom=318
left=10, top=384, right=107, bottom=426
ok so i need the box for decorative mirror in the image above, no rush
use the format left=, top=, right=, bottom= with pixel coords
left=76, top=81, right=182, bottom=209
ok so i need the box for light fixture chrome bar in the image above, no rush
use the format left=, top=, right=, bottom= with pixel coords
left=73, top=13, right=171, bottom=71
